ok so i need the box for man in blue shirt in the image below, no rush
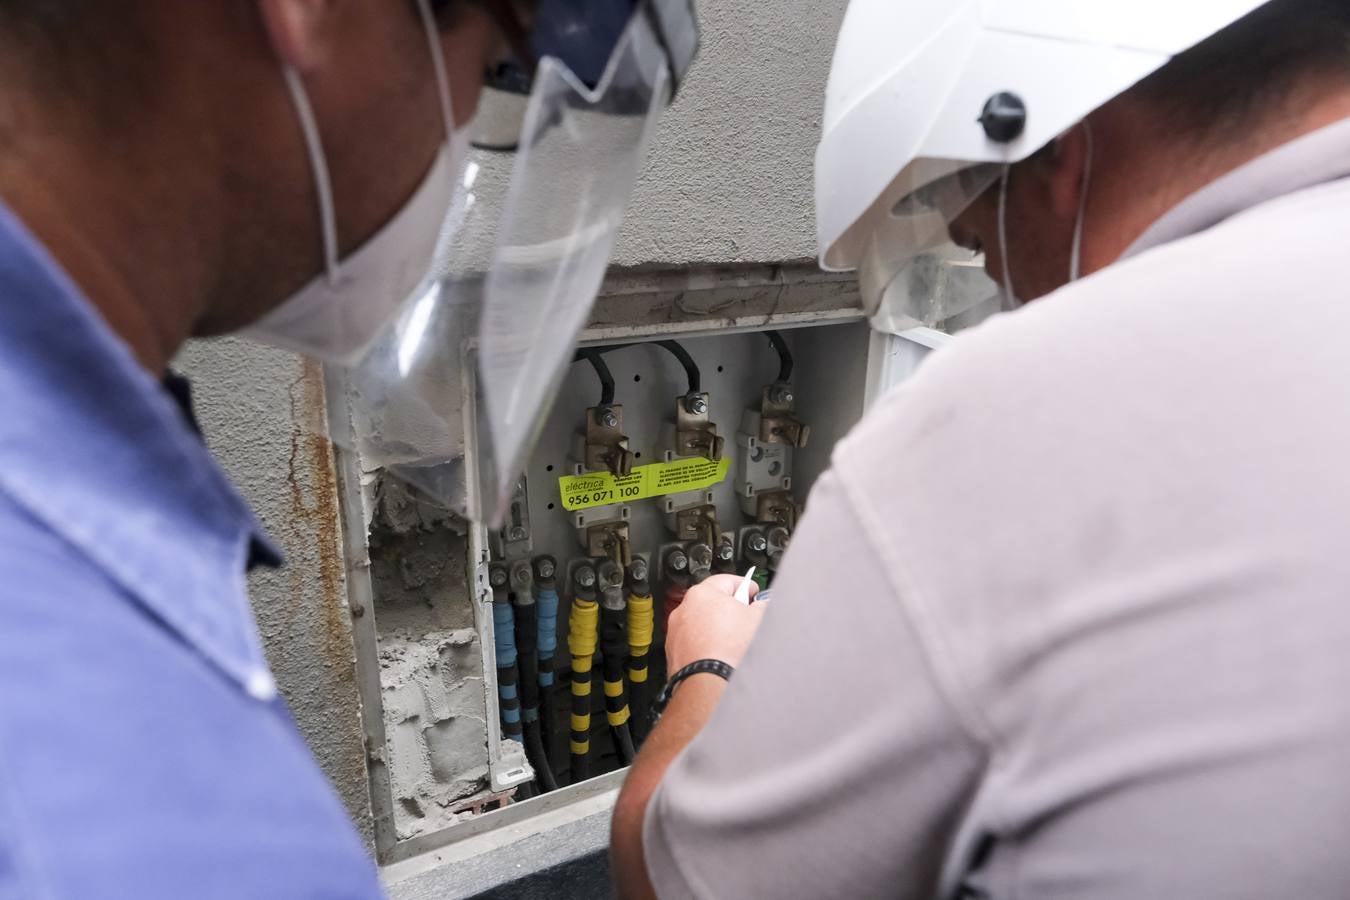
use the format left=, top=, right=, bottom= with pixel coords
left=0, top=0, right=699, bottom=895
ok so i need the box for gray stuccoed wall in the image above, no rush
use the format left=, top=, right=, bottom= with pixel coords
left=174, top=0, right=849, bottom=858
left=174, top=339, right=375, bottom=847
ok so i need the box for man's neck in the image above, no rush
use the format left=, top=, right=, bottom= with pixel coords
left=1085, top=88, right=1350, bottom=276
left=0, top=125, right=215, bottom=375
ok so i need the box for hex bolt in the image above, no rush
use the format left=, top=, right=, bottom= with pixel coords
left=746, top=532, right=768, bottom=554
left=770, top=385, right=795, bottom=406
left=666, top=549, right=689, bottom=573
left=716, top=540, right=735, bottom=562
left=690, top=543, right=714, bottom=570
left=511, top=561, right=532, bottom=588
left=766, top=526, right=790, bottom=552
left=629, top=558, right=649, bottom=583
left=534, top=556, right=557, bottom=581
left=684, top=394, right=709, bottom=416
left=598, top=407, right=620, bottom=430
left=574, top=565, right=597, bottom=589
left=508, top=526, right=527, bottom=542
left=598, top=561, right=623, bottom=589
left=489, top=567, right=509, bottom=589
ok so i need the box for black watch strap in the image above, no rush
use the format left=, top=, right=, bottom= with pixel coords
left=650, top=658, right=734, bottom=725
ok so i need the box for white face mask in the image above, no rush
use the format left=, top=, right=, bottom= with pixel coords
left=244, top=0, right=469, bottom=366
left=996, top=120, right=1095, bottom=311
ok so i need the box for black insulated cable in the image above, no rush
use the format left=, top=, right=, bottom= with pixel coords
left=655, top=341, right=701, bottom=394
left=512, top=591, right=558, bottom=793
left=575, top=349, right=616, bottom=406
left=766, top=331, right=794, bottom=383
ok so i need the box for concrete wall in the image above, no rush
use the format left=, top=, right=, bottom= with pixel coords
left=174, top=0, right=849, bottom=855
left=174, top=339, right=374, bottom=846
left=614, top=0, right=847, bottom=267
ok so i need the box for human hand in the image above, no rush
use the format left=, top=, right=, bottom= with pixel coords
left=666, top=575, right=767, bottom=672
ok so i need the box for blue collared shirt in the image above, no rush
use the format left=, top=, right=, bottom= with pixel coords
left=0, top=204, right=382, bottom=897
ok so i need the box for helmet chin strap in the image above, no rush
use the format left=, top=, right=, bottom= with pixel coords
left=997, top=163, right=1019, bottom=311
left=1069, top=120, right=1095, bottom=282
left=998, top=119, right=1096, bottom=310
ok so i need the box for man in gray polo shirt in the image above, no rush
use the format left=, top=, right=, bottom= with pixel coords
left=612, top=0, right=1350, bottom=897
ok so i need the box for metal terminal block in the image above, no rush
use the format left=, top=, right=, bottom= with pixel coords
left=759, top=383, right=810, bottom=448
left=488, top=562, right=511, bottom=599
left=714, top=533, right=737, bottom=574
left=509, top=559, right=534, bottom=596
left=586, top=522, right=632, bottom=568
left=741, top=527, right=769, bottom=568
left=585, top=404, right=634, bottom=477
left=661, top=545, right=690, bottom=583
left=491, top=478, right=533, bottom=560
left=598, top=560, right=626, bottom=610
left=533, top=555, right=558, bottom=584
left=673, top=392, right=724, bottom=461
left=673, top=504, right=719, bottom=547
left=571, top=561, right=598, bottom=593
left=687, top=542, right=714, bottom=584
left=627, top=556, right=650, bottom=586
left=755, top=490, right=799, bottom=530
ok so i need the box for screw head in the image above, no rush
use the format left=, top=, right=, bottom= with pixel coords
left=598, top=407, right=620, bottom=429
left=629, top=558, right=649, bottom=583
left=508, top=526, right=527, bottom=542
left=770, top=385, right=794, bottom=406
left=489, top=567, right=509, bottom=588
left=684, top=394, right=708, bottom=416
left=511, top=560, right=532, bottom=585
left=535, top=556, right=556, bottom=580
left=979, top=92, right=1027, bottom=143
left=747, top=532, right=768, bottom=553
left=691, top=544, right=713, bottom=569
left=574, top=565, right=597, bottom=588
left=666, top=549, right=688, bottom=573
left=598, top=561, right=623, bottom=588
left=716, top=540, right=735, bottom=562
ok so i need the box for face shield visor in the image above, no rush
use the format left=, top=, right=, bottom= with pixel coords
left=857, top=162, right=1005, bottom=334
left=330, top=0, right=694, bottom=529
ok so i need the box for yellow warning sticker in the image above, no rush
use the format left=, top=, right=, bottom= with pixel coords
left=558, top=457, right=732, bottom=512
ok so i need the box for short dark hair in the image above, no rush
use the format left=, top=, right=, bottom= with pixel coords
left=1133, top=0, right=1350, bottom=139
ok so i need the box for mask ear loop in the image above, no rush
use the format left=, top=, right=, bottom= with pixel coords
left=414, top=0, right=458, bottom=142
left=1068, top=120, right=1095, bottom=282
left=282, top=4, right=456, bottom=291
left=996, top=163, right=1017, bottom=311
left=282, top=68, right=341, bottom=286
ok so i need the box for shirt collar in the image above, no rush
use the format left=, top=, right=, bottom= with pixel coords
left=0, top=201, right=282, bottom=697
left=1123, top=117, right=1350, bottom=260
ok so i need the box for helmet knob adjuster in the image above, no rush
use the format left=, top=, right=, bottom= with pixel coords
left=979, top=92, right=1027, bottom=143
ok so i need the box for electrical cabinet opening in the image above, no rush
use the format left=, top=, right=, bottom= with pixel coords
left=336, top=306, right=901, bottom=859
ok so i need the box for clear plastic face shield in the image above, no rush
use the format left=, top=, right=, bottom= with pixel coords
left=333, top=0, right=695, bottom=528
left=857, top=162, right=1006, bottom=335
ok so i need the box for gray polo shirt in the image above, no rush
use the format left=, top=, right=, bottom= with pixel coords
left=644, top=117, right=1350, bottom=899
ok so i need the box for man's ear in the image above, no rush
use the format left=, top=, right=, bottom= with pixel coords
left=1047, top=122, right=1092, bottom=221
left=256, top=0, right=336, bottom=71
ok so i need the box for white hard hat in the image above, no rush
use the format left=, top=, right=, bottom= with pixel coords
left=816, top=0, right=1273, bottom=293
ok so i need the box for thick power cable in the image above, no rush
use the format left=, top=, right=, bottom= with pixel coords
left=625, top=560, right=656, bottom=744
left=567, top=568, right=600, bottom=783
left=533, top=557, right=561, bottom=782
left=654, top=340, right=700, bottom=394
left=574, top=349, right=616, bottom=406
left=490, top=582, right=523, bottom=745
left=511, top=584, right=558, bottom=793
left=766, top=331, right=794, bottom=383
left=598, top=564, right=636, bottom=766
